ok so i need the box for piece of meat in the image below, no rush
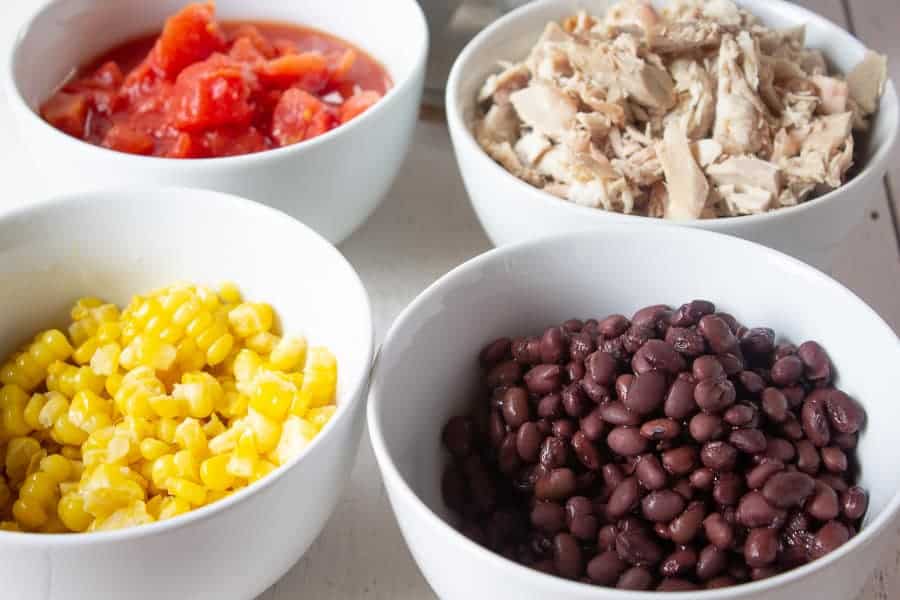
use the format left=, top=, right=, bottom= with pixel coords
left=810, top=75, right=849, bottom=115
left=847, top=51, right=888, bottom=115
left=693, top=139, right=724, bottom=167
left=718, top=184, right=773, bottom=215
left=476, top=103, right=520, bottom=145
left=515, top=132, right=553, bottom=166
left=713, top=33, right=769, bottom=155
left=479, top=63, right=531, bottom=105
left=526, top=23, right=576, bottom=82
left=707, top=156, right=782, bottom=194
left=605, top=0, right=661, bottom=32
left=509, top=82, right=578, bottom=140
left=665, top=59, right=716, bottom=139
left=659, top=122, right=710, bottom=219
left=612, top=145, right=663, bottom=186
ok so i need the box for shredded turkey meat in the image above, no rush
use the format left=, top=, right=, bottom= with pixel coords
left=475, top=0, right=888, bottom=219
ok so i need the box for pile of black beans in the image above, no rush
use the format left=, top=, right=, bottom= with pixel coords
left=441, top=301, right=868, bottom=591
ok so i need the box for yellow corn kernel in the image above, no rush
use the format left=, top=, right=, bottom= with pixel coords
left=174, top=419, right=208, bottom=455
left=203, top=414, right=227, bottom=438
left=147, top=394, right=185, bottom=420
left=206, top=333, right=234, bottom=366
left=173, top=450, right=201, bottom=483
left=69, top=390, right=110, bottom=429
left=245, top=408, right=282, bottom=454
left=150, top=454, right=176, bottom=489
left=61, top=445, right=81, bottom=460
left=156, top=418, right=178, bottom=444
left=93, top=500, right=155, bottom=531
left=227, top=430, right=258, bottom=478
left=167, top=477, right=206, bottom=506
left=6, top=437, right=43, bottom=483
left=105, top=372, right=123, bottom=397
left=24, top=392, right=48, bottom=432
left=195, top=321, right=228, bottom=352
left=90, top=342, right=121, bottom=376
left=246, top=332, right=280, bottom=355
left=219, top=382, right=248, bottom=419
left=251, top=459, right=277, bottom=483
left=73, top=337, right=100, bottom=365
left=196, top=285, right=220, bottom=311
left=12, top=496, right=48, bottom=529
left=1, top=384, right=31, bottom=438
left=269, top=336, right=308, bottom=372
left=37, top=392, right=68, bottom=430
left=39, top=330, right=74, bottom=361
left=171, top=298, right=202, bottom=328
left=218, top=282, right=242, bottom=304
left=200, top=454, right=234, bottom=491
left=19, top=472, right=60, bottom=509
left=270, top=416, right=317, bottom=466
left=158, top=496, right=191, bottom=520
left=140, top=438, right=172, bottom=461
left=95, top=322, right=121, bottom=343
left=208, top=424, right=243, bottom=455
left=70, top=297, right=103, bottom=321
left=145, top=494, right=165, bottom=519
left=81, top=464, right=146, bottom=518
left=58, top=494, right=92, bottom=532
left=228, top=303, right=274, bottom=338
left=173, top=372, right=222, bottom=419
left=307, top=406, right=337, bottom=431
left=40, top=454, right=73, bottom=483
left=249, top=372, right=294, bottom=421
left=73, top=366, right=105, bottom=396
left=185, top=311, right=214, bottom=339
left=232, top=349, right=262, bottom=383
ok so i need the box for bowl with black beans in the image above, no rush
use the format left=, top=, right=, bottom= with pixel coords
left=368, top=226, right=900, bottom=600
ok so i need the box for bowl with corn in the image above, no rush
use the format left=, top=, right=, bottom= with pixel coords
left=0, top=186, right=374, bottom=600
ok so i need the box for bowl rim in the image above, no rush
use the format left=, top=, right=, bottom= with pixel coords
left=0, top=185, right=375, bottom=545
left=1, top=0, right=429, bottom=166
left=445, top=0, right=900, bottom=231
left=368, top=224, right=900, bottom=598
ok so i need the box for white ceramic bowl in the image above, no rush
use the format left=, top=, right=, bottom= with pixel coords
left=446, top=0, right=900, bottom=271
left=369, top=226, right=900, bottom=600
left=0, top=186, right=374, bottom=600
left=3, top=0, right=428, bottom=245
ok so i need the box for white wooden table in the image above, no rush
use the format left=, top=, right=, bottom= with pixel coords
left=0, top=1, right=898, bottom=598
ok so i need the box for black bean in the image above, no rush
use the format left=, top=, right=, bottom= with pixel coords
left=797, top=341, right=832, bottom=384
left=842, top=486, right=868, bottom=521
left=664, top=376, right=697, bottom=419
left=608, top=427, right=649, bottom=457
left=600, top=401, right=641, bottom=427
left=833, top=431, right=858, bottom=450
left=719, top=353, right=744, bottom=376
left=666, top=327, right=707, bottom=357
left=669, top=501, right=706, bottom=545
left=539, top=436, right=568, bottom=469
left=821, top=446, right=848, bottom=473
left=597, top=524, right=618, bottom=551
left=580, top=377, right=610, bottom=404
left=689, top=413, right=724, bottom=443
left=713, top=472, right=744, bottom=506
left=762, top=472, right=816, bottom=508
left=795, top=440, right=821, bottom=475
left=598, top=314, right=630, bottom=338
left=616, top=528, right=663, bottom=566
left=737, top=491, right=782, bottom=527
left=747, top=461, right=784, bottom=490
left=701, top=441, right=738, bottom=472
left=463, top=456, right=495, bottom=514
left=642, top=490, right=686, bottom=523
left=810, top=521, right=850, bottom=560
left=486, top=360, right=522, bottom=389
left=741, top=327, right=775, bottom=357
left=745, top=528, right=779, bottom=567
left=636, top=454, right=668, bottom=491
left=561, top=383, right=589, bottom=418
left=562, top=319, right=584, bottom=334
left=761, top=388, right=789, bottom=423
left=501, top=387, right=530, bottom=428
left=552, top=419, right=576, bottom=440
left=694, top=377, right=736, bottom=414
left=488, top=410, right=506, bottom=448
left=640, top=418, right=681, bottom=441
left=825, top=390, right=865, bottom=435
left=617, top=566, right=655, bottom=590
left=553, top=533, right=583, bottom=578
left=524, top=364, right=563, bottom=395
left=693, top=355, right=725, bottom=381
left=607, top=476, right=641, bottom=519
left=535, top=468, right=577, bottom=501
left=515, top=422, right=542, bottom=462
left=660, top=547, right=698, bottom=578
left=512, top=337, right=542, bottom=365
left=624, top=371, right=667, bottom=415
left=442, top=417, right=474, bottom=458
left=531, top=502, right=566, bottom=534
left=690, top=468, right=715, bottom=490
left=775, top=343, right=797, bottom=360
left=670, top=300, right=716, bottom=327
left=724, top=404, right=756, bottom=427
left=706, top=575, right=738, bottom=589
left=580, top=408, right=605, bottom=442
left=703, top=513, right=734, bottom=550
left=540, top=327, right=566, bottom=365
left=571, top=431, right=602, bottom=471
left=737, top=370, right=766, bottom=395
left=480, top=338, right=511, bottom=366
left=662, top=446, right=698, bottom=476
left=696, top=544, right=729, bottom=581
left=729, top=429, right=767, bottom=454
left=602, top=463, right=626, bottom=489
left=536, top=393, right=562, bottom=419
left=632, top=305, right=671, bottom=331
left=632, top=340, right=685, bottom=375
left=698, top=315, right=739, bottom=355
left=587, top=550, right=627, bottom=585
left=801, top=396, right=832, bottom=448
left=570, top=514, right=600, bottom=541
left=766, top=437, right=796, bottom=463
left=587, top=351, right=618, bottom=386
left=565, top=360, right=585, bottom=383
left=568, top=331, right=594, bottom=362
left=818, top=473, right=849, bottom=494
left=806, top=481, right=841, bottom=521
left=498, top=433, right=521, bottom=475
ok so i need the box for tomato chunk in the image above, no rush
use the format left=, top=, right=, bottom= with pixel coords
left=41, top=92, right=90, bottom=138
left=258, top=53, right=329, bottom=92
left=102, top=123, right=155, bottom=155
left=229, top=25, right=275, bottom=59
left=203, top=127, right=268, bottom=156
left=169, top=55, right=255, bottom=131
left=147, top=2, right=225, bottom=79
left=339, top=90, right=382, bottom=124
left=272, top=88, right=337, bottom=145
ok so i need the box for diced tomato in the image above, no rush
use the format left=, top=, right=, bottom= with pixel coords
left=203, top=126, right=268, bottom=156
left=257, top=52, right=329, bottom=92
left=41, top=92, right=90, bottom=138
left=271, top=88, right=337, bottom=145
left=329, top=49, right=357, bottom=84
left=147, top=2, right=225, bottom=79
left=273, top=39, right=299, bottom=56
left=229, top=37, right=267, bottom=64
left=339, top=90, right=381, bottom=124
left=90, top=61, right=124, bottom=89
left=169, top=54, right=255, bottom=131
left=167, top=132, right=206, bottom=158
left=228, top=25, right=275, bottom=59
left=102, top=123, right=155, bottom=155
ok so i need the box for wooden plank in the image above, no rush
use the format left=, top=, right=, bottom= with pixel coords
left=843, top=0, right=900, bottom=257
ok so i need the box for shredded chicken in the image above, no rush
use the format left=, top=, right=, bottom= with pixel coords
left=475, top=0, right=888, bottom=218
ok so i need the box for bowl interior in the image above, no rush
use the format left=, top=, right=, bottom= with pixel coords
left=0, top=186, right=372, bottom=425
left=449, top=0, right=898, bottom=181
left=12, top=0, right=426, bottom=110
left=372, top=228, right=900, bottom=549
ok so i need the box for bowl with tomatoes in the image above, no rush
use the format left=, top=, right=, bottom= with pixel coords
left=4, top=0, right=428, bottom=243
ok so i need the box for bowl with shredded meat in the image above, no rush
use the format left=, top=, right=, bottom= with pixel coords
left=447, top=0, right=898, bottom=270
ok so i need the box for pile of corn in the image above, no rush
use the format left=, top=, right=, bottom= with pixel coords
left=0, top=282, right=337, bottom=533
